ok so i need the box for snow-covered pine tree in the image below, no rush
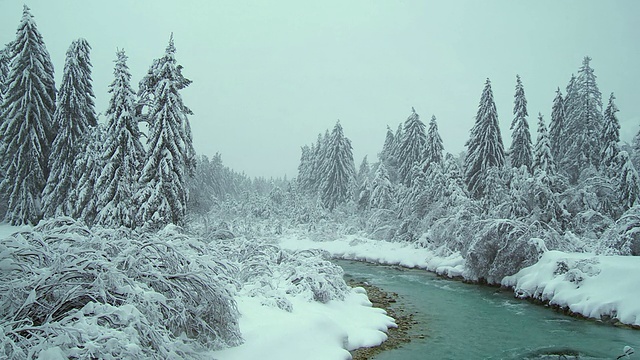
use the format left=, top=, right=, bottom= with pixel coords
left=616, top=151, right=640, bottom=211
left=509, top=75, right=533, bottom=172
left=389, top=122, right=404, bottom=181
left=356, top=177, right=371, bottom=211
left=563, top=57, right=604, bottom=182
left=137, top=36, right=194, bottom=228
left=71, top=125, right=105, bottom=225
left=549, top=87, right=565, bottom=162
left=600, top=92, right=620, bottom=175
left=533, top=113, right=555, bottom=175
left=356, top=155, right=370, bottom=185
left=42, top=39, right=97, bottom=218
left=95, top=50, right=146, bottom=228
left=297, top=145, right=313, bottom=192
left=398, top=108, right=426, bottom=186
left=320, top=121, right=355, bottom=211
left=370, top=163, right=394, bottom=210
left=0, top=6, right=56, bottom=225
left=464, top=79, right=506, bottom=199
left=138, top=33, right=195, bottom=175
left=558, top=75, right=577, bottom=175
left=379, top=126, right=395, bottom=164
left=424, top=115, right=444, bottom=170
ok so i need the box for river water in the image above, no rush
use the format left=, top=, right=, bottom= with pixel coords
left=336, top=260, right=639, bottom=360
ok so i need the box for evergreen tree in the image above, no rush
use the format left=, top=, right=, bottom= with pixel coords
left=42, top=39, right=97, bottom=218
left=563, top=57, right=604, bottom=182
left=297, top=145, right=313, bottom=192
left=0, top=6, right=56, bottom=225
left=600, top=92, right=620, bottom=173
left=0, top=43, right=11, bottom=97
left=356, top=155, right=370, bottom=185
left=464, top=79, right=506, bottom=199
left=320, top=121, right=355, bottom=210
left=398, top=108, right=426, bottom=186
left=533, top=113, right=555, bottom=175
left=617, top=151, right=640, bottom=211
left=138, top=33, right=195, bottom=175
left=379, top=126, right=395, bottom=164
left=95, top=50, right=145, bottom=228
left=370, top=163, right=393, bottom=209
left=71, top=126, right=105, bottom=225
left=549, top=87, right=565, bottom=161
left=137, top=36, right=194, bottom=227
left=509, top=75, right=533, bottom=171
left=424, top=115, right=444, bottom=169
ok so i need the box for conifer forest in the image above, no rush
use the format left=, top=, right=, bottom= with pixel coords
left=0, top=4, right=639, bottom=360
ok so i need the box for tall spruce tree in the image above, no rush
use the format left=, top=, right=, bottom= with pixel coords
left=320, top=121, right=355, bottom=210
left=600, top=92, right=620, bottom=173
left=533, top=113, right=554, bottom=175
left=509, top=75, right=533, bottom=171
left=424, top=115, right=444, bottom=169
left=549, top=87, right=565, bottom=161
left=370, top=163, right=394, bottom=209
left=0, top=6, right=56, bottom=224
left=563, top=57, right=603, bottom=182
left=464, top=79, right=506, bottom=199
left=95, top=50, right=145, bottom=228
left=398, top=108, right=426, bottom=186
left=297, top=145, right=313, bottom=192
left=379, top=126, right=395, bottom=164
left=137, top=36, right=193, bottom=227
left=138, top=34, right=195, bottom=175
left=42, top=39, right=97, bottom=218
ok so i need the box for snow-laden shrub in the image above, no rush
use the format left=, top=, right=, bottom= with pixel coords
left=0, top=218, right=241, bottom=359
left=598, top=205, right=640, bottom=255
left=214, top=237, right=349, bottom=310
left=464, top=219, right=549, bottom=283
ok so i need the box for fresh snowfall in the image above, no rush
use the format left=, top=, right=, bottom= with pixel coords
left=1, top=5, right=640, bottom=360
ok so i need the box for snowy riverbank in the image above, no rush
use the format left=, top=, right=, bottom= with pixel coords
left=281, top=232, right=640, bottom=329
left=279, top=233, right=465, bottom=278
left=209, top=289, right=395, bottom=360
left=502, top=250, right=640, bottom=327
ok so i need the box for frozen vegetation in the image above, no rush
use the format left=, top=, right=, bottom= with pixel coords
left=1, top=4, right=640, bottom=359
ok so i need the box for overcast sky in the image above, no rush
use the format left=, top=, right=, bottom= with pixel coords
left=1, top=1, right=639, bottom=178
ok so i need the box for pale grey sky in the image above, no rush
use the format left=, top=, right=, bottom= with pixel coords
left=1, top=1, right=639, bottom=178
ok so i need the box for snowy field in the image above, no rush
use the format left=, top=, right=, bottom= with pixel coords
left=279, top=232, right=465, bottom=278
left=503, top=250, right=640, bottom=327
left=209, top=289, right=395, bottom=360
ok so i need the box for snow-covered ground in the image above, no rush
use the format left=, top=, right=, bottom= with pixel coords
left=210, top=289, right=395, bottom=360
left=503, top=250, right=640, bottom=327
left=279, top=232, right=465, bottom=278
left=0, top=223, right=396, bottom=359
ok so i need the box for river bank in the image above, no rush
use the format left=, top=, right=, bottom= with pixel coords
left=337, top=259, right=639, bottom=359
left=346, top=277, right=419, bottom=360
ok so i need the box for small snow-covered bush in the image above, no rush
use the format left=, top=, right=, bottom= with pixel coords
left=0, top=218, right=241, bottom=359
left=213, top=237, right=349, bottom=309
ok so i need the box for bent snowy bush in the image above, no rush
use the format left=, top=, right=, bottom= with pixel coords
left=0, top=218, right=241, bottom=359
left=214, top=237, right=349, bottom=310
